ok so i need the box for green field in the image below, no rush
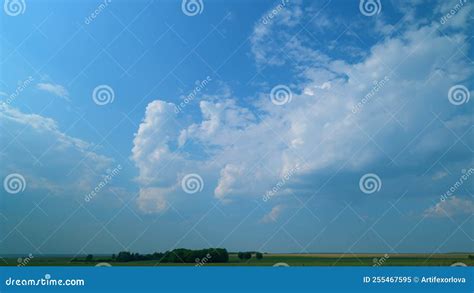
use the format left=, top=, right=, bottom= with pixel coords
left=2, top=253, right=473, bottom=266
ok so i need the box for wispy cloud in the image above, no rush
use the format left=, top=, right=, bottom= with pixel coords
left=424, top=196, right=474, bottom=218
left=261, top=205, right=285, bottom=223
left=0, top=103, right=113, bottom=196
left=37, top=83, right=70, bottom=101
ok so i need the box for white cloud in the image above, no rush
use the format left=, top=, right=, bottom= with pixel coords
left=131, top=100, right=188, bottom=211
left=136, top=187, right=170, bottom=213
left=186, top=99, right=256, bottom=145
left=131, top=2, right=472, bottom=212
left=432, top=171, right=448, bottom=181
left=37, top=83, right=69, bottom=101
left=435, top=0, right=473, bottom=28
left=0, top=103, right=114, bottom=197
left=132, top=100, right=184, bottom=186
left=261, top=205, right=285, bottom=223
left=424, top=196, right=474, bottom=218
left=250, top=1, right=305, bottom=67
left=214, top=164, right=244, bottom=200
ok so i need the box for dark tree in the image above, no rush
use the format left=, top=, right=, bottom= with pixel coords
left=256, top=252, right=263, bottom=260
left=116, top=251, right=132, bottom=262
left=212, top=248, right=229, bottom=263
left=85, top=254, right=93, bottom=262
left=152, top=252, right=164, bottom=260
left=113, top=249, right=229, bottom=263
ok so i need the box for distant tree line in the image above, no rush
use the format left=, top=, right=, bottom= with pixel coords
left=71, top=254, right=110, bottom=263
left=83, top=248, right=229, bottom=263
left=73, top=249, right=269, bottom=264
left=237, top=252, right=263, bottom=260
left=112, top=248, right=228, bottom=263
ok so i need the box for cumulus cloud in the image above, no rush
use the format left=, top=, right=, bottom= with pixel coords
left=131, top=100, right=187, bottom=211
left=424, top=196, right=474, bottom=218
left=131, top=100, right=189, bottom=185
left=131, top=1, right=472, bottom=212
left=36, top=83, right=70, bottom=101
left=136, top=187, right=170, bottom=213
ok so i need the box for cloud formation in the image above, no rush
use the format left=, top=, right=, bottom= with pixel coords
left=424, top=196, right=474, bottom=218
left=131, top=1, right=473, bottom=213
left=261, top=204, right=285, bottom=223
left=37, top=83, right=70, bottom=101
left=0, top=103, right=113, bottom=198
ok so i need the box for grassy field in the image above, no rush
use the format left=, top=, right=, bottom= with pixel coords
left=2, top=253, right=473, bottom=266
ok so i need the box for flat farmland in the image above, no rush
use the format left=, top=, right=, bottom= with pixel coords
left=1, top=253, right=472, bottom=266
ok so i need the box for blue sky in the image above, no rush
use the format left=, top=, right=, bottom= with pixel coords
left=0, top=0, right=473, bottom=256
